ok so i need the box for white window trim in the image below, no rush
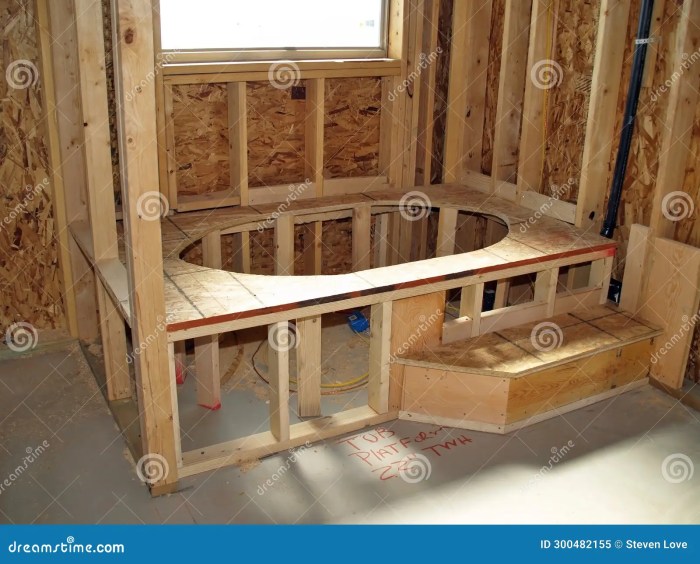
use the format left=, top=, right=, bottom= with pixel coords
left=158, top=2, right=389, bottom=65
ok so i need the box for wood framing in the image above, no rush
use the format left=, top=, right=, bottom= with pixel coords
left=492, top=0, right=532, bottom=185
left=444, top=0, right=494, bottom=181
left=517, top=0, right=554, bottom=195
left=576, top=0, right=632, bottom=230
left=649, top=0, right=700, bottom=238
left=110, top=0, right=179, bottom=494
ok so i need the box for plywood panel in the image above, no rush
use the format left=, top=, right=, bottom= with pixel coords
left=403, top=366, right=509, bottom=425
left=506, top=339, right=651, bottom=423
left=324, top=78, right=381, bottom=178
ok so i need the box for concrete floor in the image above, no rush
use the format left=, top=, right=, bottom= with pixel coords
left=1, top=343, right=699, bottom=524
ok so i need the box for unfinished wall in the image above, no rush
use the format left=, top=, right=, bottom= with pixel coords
left=540, top=0, right=600, bottom=200
left=0, top=0, right=65, bottom=332
left=481, top=0, right=505, bottom=175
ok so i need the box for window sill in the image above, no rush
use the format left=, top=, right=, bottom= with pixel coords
left=161, top=58, right=401, bottom=77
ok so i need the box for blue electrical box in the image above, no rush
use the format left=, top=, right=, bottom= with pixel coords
left=346, top=310, right=369, bottom=333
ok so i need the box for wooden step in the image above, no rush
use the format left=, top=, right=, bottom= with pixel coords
left=397, top=305, right=663, bottom=434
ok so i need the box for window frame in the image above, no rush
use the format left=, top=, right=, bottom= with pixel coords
left=157, top=0, right=390, bottom=65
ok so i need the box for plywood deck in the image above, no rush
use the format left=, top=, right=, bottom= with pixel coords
left=81, top=185, right=617, bottom=335
left=397, top=304, right=662, bottom=377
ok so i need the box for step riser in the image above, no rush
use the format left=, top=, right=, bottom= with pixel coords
left=401, top=339, right=653, bottom=433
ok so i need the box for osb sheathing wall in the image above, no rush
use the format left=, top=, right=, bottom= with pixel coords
left=172, top=78, right=382, bottom=197
left=0, top=1, right=65, bottom=331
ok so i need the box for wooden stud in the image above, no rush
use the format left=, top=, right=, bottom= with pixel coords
left=163, top=84, right=178, bottom=208
left=576, top=0, right=631, bottom=230
left=167, top=342, right=183, bottom=468
left=195, top=231, right=222, bottom=409
left=97, top=279, right=130, bottom=400
left=296, top=315, right=322, bottom=418
left=401, top=0, right=425, bottom=187
left=444, top=0, right=493, bottom=181
left=494, top=279, right=511, bottom=309
left=275, top=215, right=295, bottom=275
left=304, top=78, right=324, bottom=273
left=517, top=0, right=554, bottom=195
left=492, top=0, right=532, bottom=185
left=232, top=232, right=251, bottom=273
left=35, top=0, right=80, bottom=338
left=373, top=213, right=390, bottom=267
left=459, top=283, right=485, bottom=337
left=619, top=224, right=650, bottom=313
left=649, top=0, right=700, bottom=239
left=534, top=268, right=559, bottom=316
left=589, top=257, right=613, bottom=305
left=111, top=0, right=179, bottom=493
left=268, top=321, right=291, bottom=441
left=415, top=0, right=440, bottom=186
left=352, top=205, right=372, bottom=271
left=436, top=207, right=458, bottom=257
left=368, top=302, right=392, bottom=413
left=74, top=0, right=130, bottom=396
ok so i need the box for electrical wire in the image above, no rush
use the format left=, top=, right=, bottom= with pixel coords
left=250, top=335, right=369, bottom=395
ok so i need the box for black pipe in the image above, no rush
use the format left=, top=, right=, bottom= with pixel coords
left=600, top=0, right=655, bottom=239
